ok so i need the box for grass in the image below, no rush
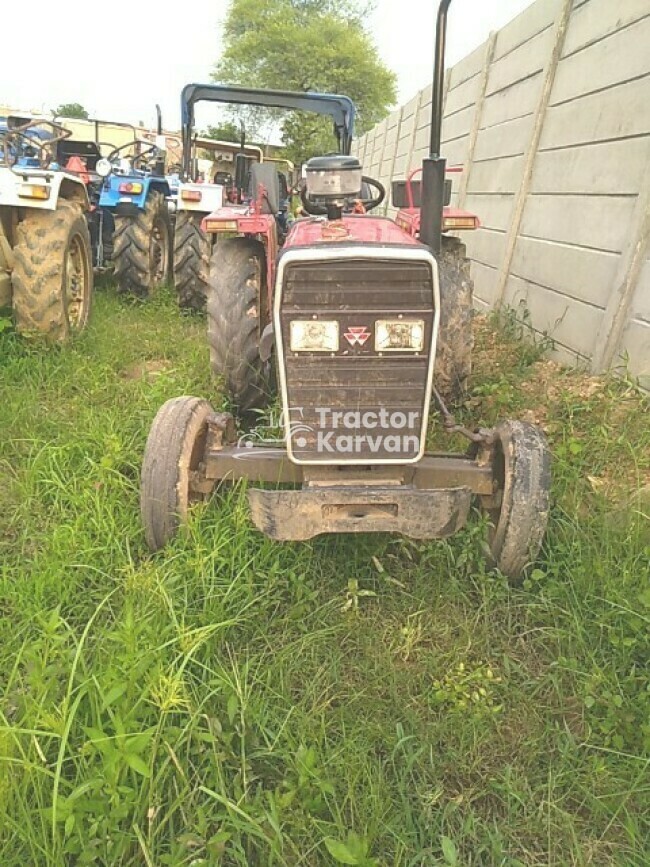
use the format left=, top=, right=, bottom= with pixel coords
left=0, top=288, right=648, bottom=866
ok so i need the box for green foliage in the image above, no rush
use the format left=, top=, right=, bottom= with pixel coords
left=54, top=102, right=89, bottom=120
left=0, top=289, right=648, bottom=863
left=215, top=0, right=396, bottom=163
left=431, top=661, right=503, bottom=716
left=203, top=121, right=241, bottom=143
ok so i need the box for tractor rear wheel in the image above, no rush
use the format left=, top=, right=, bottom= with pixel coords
left=112, top=191, right=171, bottom=297
left=12, top=198, right=93, bottom=340
left=479, top=420, right=551, bottom=583
left=173, top=211, right=210, bottom=310
left=207, top=237, right=269, bottom=416
left=435, top=235, right=474, bottom=404
left=141, top=395, right=214, bottom=551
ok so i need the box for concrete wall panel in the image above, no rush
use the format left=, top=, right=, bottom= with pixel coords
left=481, top=74, right=541, bottom=128
left=473, top=115, right=534, bottom=161
left=493, top=0, right=562, bottom=60
left=563, top=0, right=650, bottom=57
left=520, top=194, right=637, bottom=254
left=511, top=236, right=620, bottom=309
left=541, top=76, right=650, bottom=149
left=503, top=273, right=603, bottom=358
left=552, top=14, right=650, bottom=105
left=488, top=27, right=553, bottom=96
left=532, top=137, right=650, bottom=195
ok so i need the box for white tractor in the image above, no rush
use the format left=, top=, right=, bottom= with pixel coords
left=0, top=115, right=93, bottom=340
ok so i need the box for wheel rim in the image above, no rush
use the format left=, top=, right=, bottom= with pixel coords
left=485, top=438, right=506, bottom=546
left=65, top=232, right=89, bottom=330
left=186, top=422, right=209, bottom=509
left=150, top=217, right=169, bottom=287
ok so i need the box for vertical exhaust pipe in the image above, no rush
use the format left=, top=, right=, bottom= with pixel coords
left=420, top=0, right=452, bottom=254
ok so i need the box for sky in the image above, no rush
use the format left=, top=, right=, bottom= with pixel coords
left=3, top=0, right=534, bottom=135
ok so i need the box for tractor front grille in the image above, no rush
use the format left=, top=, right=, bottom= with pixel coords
left=277, top=253, right=437, bottom=464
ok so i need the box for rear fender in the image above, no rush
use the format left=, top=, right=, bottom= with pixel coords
left=395, top=206, right=480, bottom=237
left=0, top=167, right=89, bottom=211
left=176, top=182, right=223, bottom=213
left=99, top=175, right=170, bottom=211
left=201, top=209, right=278, bottom=318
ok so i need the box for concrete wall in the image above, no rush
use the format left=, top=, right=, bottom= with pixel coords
left=353, top=0, right=650, bottom=388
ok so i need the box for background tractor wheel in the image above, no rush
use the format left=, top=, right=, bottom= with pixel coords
left=141, top=395, right=214, bottom=552
left=480, top=420, right=551, bottom=583
left=207, top=237, right=269, bottom=416
left=173, top=211, right=210, bottom=310
left=112, top=191, right=171, bottom=297
left=12, top=198, right=93, bottom=340
left=435, top=235, right=474, bottom=404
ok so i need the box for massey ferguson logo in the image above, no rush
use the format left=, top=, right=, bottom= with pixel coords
left=344, top=325, right=371, bottom=347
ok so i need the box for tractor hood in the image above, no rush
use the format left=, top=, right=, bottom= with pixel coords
left=284, top=215, right=421, bottom=249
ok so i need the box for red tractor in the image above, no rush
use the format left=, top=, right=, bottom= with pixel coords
left=141, top=0, right=551, bottom=582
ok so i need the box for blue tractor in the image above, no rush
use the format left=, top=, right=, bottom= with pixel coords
left=95, top=120, right=172, bottom=296
left=56, top=107, right=172, bottom=296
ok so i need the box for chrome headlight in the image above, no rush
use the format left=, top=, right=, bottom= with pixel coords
left=96, top=158, right=112, bottom=178
left=290, top=320, right=339, bottom=352
left=375, top=319, right=425, bottom=352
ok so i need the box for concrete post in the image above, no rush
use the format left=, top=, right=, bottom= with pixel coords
left=383, top=106, right=405, bottom=216
left=458, top=32, right=497, bottom=209
left=494, top=0, right=573, bottom=307
left=591, top=143, right=650, bottom=373
left=405, top=89, right=425, bottom=174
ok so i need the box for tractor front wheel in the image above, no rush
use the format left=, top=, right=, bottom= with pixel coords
left=140, top=395, right=214, bottom=551
left=12, top=198, right=93, bottom=340
left=112, top=191, right=171, bottom=297
left=173, top=211, right=210, bottom=310
left=479, top=420, right=551, bottom=583
left=207, top=237, right=269, bottom=416
left=435, top=235, right=474, bottom=404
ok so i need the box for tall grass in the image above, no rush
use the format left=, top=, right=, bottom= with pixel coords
left=0, top=290, right=648, bottom=865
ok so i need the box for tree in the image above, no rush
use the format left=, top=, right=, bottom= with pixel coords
left=214, top=0, right=395, bottom=164
left=54, top=102, right=89, bottom=120
left=203, top=121, right=241, bottom=143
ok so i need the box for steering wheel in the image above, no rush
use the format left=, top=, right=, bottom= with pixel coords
left=300, top=175, right=386, bottom=216
left=106, top=140, right=156, bottom=169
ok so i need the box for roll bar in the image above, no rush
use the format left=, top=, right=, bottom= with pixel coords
left=180, top=83, right=356, bottom=178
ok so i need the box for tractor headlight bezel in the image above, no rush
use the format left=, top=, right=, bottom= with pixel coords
left=96, top=158, right=112, bottom=178
left=290, top=319, right=339, bottom=353
left=375, top=319, right=425, bottom=352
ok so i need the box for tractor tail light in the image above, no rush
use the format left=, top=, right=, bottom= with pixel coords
left=180, top=189, right=202, bottom=202
left=204, top=219, right=238, bottom=233
left=442, top=215, right=478, bottom=231
left=18, top=183, right=50, bottom=200
left=118, top=182, right=143, bottom=194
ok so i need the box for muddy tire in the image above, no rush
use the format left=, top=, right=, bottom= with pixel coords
left=435, top=235, right=473, bottom=404
left=173, top=211, right=210, bottom=310
left=480, top=420, right=551, bottom=583
left=12, top=199, right=93, bottom=340
left=141, top=395, right=214, bottom=552
left=112, top=191, right=171, bottom=297
left=207, top=237, right=269, bottom=415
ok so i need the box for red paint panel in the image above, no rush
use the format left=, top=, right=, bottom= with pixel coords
left=284, top=216, right=421, bottom=249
